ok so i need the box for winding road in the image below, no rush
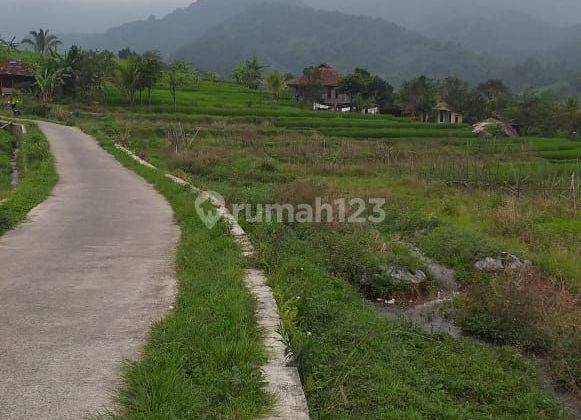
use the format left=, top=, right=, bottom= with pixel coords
left=0, top=122, right=179, bottom=419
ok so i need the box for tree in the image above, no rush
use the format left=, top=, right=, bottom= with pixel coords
left=62, top=47, right=117, bottom=101
left=137, top=51, right=163, bottom=103
left=398, top=76, right=437, bottom=121
left=33, top=54, right=68, bottom=103
left=204, top=71, right=221, bottom=82
left=164, top=61, right=197, bottom=110
left=475, top=79, right=509, bottom=102
left=296, top=66, right=324, bottom=103
left=117, top=57, right=142, bottom=105
left=22, top=29, right=61, bottom=55
left=266, top=70, right=286, bottom=99
left=474, top=79, right=512, bottom=119
left=118, top=48, right=137, bottom=60
left=439, top=76, right=470, bottom=113
left=232, top=56, right=266, bottom=89
left=506, top=89, right=563, bottom=136
left=338, top=68, right=394, bottom=111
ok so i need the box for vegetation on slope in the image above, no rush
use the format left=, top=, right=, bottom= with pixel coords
left=0, top=130, right=14, bottom=199
left=172, top=2, right=497, bottom=85
left=0, top=125, right=57, bottom=236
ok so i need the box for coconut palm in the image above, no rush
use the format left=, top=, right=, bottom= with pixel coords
left=22, top=29, right=61, bottom=54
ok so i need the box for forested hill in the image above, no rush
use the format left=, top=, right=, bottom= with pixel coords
left=62, top=0, right=300, bottom=58
left=60, top=0, right=581, bottom=91
left=423, top=11, right=581, bottom=63
left=171, top=3, right=498, bottom=85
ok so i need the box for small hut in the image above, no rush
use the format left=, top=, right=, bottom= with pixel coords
left=288, top=64, right=351, bottom=109
left=0, top=58, right=35, bottom=96
left=434, top=101, right=463, bottom=124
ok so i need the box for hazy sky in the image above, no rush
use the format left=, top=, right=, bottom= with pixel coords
left=2, top=0, right=581, bottom=40
left=0, top=0, right=194, bottom=38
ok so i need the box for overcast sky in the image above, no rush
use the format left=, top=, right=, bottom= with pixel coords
left=2, top=0, right=581, bottom=40
left=0, top=0, right=194, bottom=38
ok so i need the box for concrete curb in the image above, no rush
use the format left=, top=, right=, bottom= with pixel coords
left=114, top=144, right=310, bottom=420
left=0, top=120, right=26, bottom=136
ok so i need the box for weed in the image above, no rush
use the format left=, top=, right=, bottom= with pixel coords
left=0, top=125, right=57, bottom=237
left=455, top=268, right=580, bottom=394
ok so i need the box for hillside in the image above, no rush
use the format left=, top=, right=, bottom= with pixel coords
left=172, top=3, right=499, bottom=84
left=62, top=0, right=297, bottom=57
left=423, top=11, right=581, bottom=63
left=304, top=0, right=581, bottom=29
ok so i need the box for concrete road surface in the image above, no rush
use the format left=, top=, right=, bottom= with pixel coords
left=0, top=122, right=179, bottom=419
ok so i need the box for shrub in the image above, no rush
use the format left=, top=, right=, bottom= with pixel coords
left=25, top=103, right=51, bottom=118
left=455, top=269, right=580, bottom=394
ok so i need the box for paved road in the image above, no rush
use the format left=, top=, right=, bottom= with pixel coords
left=0, top=122, right=179, bottom=419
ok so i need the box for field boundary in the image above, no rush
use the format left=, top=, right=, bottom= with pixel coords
left=113, top=144, right=310, bottom=419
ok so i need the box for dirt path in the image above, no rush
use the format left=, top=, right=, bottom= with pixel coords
left=0, top=122, right=179, bottom=419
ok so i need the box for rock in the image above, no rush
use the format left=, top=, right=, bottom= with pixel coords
left=406, top=243, right=459, bottom=291
left=474, top=254, right=532, bottom=272
left=381, top=267, right=428, bottom=286
left=474, top=257, right=504, bottom=271
left=503, top=253, right=532, bottom=271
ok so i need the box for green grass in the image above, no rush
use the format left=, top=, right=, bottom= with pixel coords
left=0, top=130, right=14, bottom=199
left=86, top=129, right=271, bottom=419
left=253, top=223, right=563, bottom=418
left=0, top=125, right=57, bottom=236
left=67, top=81, right=579, bottom=416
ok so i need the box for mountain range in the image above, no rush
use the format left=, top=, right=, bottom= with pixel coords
left=59, top=0, right=581, bottom=92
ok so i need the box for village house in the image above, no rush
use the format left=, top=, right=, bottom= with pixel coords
left=288, top=64, right=352, bottom=111
left=0, top=58, right=35, bottom=96
left=434, top=101, right=463, bottom=124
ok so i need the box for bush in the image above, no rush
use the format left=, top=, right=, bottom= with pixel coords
left=25, top=103, right=51, bottom=118
left=455, top=269, right=581, bottom=394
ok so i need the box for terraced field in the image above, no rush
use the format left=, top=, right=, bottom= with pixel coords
left=72, top=80, right=580, bottom=418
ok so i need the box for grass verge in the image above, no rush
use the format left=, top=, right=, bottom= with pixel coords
left=0, top=129, right=14, bottom=198
left=86, top=128, right=271, bottom=419
left=0, top=125, right=57, bottom=236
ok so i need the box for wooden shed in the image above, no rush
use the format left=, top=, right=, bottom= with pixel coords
left=0, top=58, right=35, bottom=96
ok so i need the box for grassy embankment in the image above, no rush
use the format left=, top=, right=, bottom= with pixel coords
left=88, top=131, right=271, bottom=419
left=73, top=80, right=580, bottom=417
left=0, top=125, right=57, bottom=236
left=0, top=129, right=14, bottom=200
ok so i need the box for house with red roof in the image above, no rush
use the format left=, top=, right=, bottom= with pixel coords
left=288, top=64, right=351, bottom=110
left=0, top=58, right=35, bottom=96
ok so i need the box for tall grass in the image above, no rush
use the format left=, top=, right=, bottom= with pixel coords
left=0, top=125, right=57, bottom=236
left=0, top=130, right=14, bottom=198
left=85, top=126, right=271, bottom=419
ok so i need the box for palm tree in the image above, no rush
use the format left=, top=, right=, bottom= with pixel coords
left=22, top=29, right=61, bottom=54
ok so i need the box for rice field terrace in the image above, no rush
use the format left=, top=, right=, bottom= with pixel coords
left=73, top=81, right=580, bottom=418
